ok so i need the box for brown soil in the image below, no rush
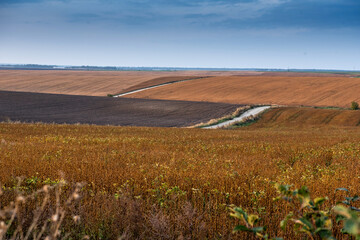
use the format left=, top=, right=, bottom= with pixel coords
left=117, top=76, right=211, bottom=94
left=0, top=90, right=241, bottom=127
left=252, top=107, right=360, bottom=128
left=125, top=75, right=360, bottom=108
left=260, top=72, right=350, bottom=77
left=0, top=70, right=260, bottom=96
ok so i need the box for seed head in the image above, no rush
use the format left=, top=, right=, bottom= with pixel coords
left=73, top=215, right=80, bottom=224
left=72, top=192, right=80, bottom=200
left=42, top=185, right=49, bottom=193
left=0, top=221, right=6, bottom=228
left=51, top=214, right=59, bottom=222
left=16, top=196, right=25, bottom=203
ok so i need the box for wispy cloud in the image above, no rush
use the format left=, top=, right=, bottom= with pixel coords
left=152, top=0, right=290, bottom=18
left=0, top=0, right=359, bottom=69
left=1, top=0, right=359, bottom=30
left=1, top=0, right=291, bottom=26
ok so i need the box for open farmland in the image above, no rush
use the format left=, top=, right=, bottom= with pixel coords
left=0, top=70, right=260, bottom=96
left=125, top=74, right=360, bottom=108
left=251, top=107, right=360, bottom=128
left=0, top=123, right=360, bottom=239
left=1, top=70, right=360, bottom=239
left=0, top=90, right=240, bottom=127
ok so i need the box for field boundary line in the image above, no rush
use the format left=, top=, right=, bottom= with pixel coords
left=113, top=76, right=211, bottom=97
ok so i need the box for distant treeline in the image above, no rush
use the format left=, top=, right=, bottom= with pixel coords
left=0, top=64, right=358, bottom=73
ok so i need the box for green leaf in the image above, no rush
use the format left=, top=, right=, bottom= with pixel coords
left=298, top=218, right=314, bottom=231
left=314, top=197, right=328, bottom=207
left=343, top=219, right=360, bottom=236
left=248, top=214, right=259, bottom=226
left=335, top=188, right=349, bottom=193
left=336, top=215, right=346, bottom=223
left=280, top=212, right=293, bottom=230
left=333, top=205, right=352, bottom=219
left=280, top=220, right=287, bottom=231
left=231, top=207, right=248, bottom=223
left=350, top=206, right=360, bottom=212
left=251, top=226, right=265, bottom=233
left=315, top=228, right=333, bottom=239
left=233, top=225, right=252, bottom=233
left=277, top=184, right=293, bottom=195
left=297, top=186, right=311, bottom=208
left=352, top=195, right=359, bottom=202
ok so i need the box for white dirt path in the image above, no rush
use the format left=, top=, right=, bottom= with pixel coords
left=203, top=106, right=271, bottom=129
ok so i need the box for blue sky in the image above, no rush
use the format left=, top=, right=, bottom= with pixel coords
left=0, top=0, right=359, bottom=70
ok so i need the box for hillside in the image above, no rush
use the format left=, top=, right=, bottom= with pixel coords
left=1, top=122, right=359, bottom=239
left=125, top=75, right=360, bottom=108
left=252, top=107, right=360, bottom=128
left=0, top=70, right=260, bottom=96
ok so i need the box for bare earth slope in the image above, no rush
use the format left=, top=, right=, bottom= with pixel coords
left=0, top=70, right=260, bottom=96
left=117, top=76, right=210, bottom=95
left=252, top=107, right=360, bottom=128
left=126, top=75, right=360, bottom=108
left=0, top=90, right=240, bottom=127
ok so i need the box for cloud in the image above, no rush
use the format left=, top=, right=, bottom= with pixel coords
left=148, top=0, right=291, bottom=20
left=1, top=0, right=359, bottom=31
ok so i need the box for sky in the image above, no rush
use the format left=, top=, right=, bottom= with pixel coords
left=0, top=0, right=359, bottom=70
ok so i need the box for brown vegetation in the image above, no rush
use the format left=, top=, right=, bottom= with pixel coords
left=251, top=107, right=360, bottom=128
left=125, top=75, right=360, bottom=108
left=1, top=123, right=359, bottom=239
left=0, top=70, right=259, bottom=96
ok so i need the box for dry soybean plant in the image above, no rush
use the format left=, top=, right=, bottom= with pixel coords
left=0, top=178, right=84, bottom=240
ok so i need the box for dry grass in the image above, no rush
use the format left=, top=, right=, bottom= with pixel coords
left=125, top=75, right=360, bottom=108
left=189, top=106, right=250, bottom=128
left=1, top=123, right=360, bottom=239
left=0, top=178, right=84, bottom=239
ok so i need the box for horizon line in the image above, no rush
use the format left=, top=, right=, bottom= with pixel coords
left=0, top=63, right=359, bottom=72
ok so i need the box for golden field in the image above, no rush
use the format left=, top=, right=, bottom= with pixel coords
left=126, top=75, right=360, bottom=108
left=0, top=70, right=259, bottom=96
left=1, top=121, right=359, bottom=239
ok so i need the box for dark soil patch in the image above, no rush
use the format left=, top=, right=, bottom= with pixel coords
left=0, top=91, right=241, bottom=127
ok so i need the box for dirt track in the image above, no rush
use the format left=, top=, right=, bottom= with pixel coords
left=125, top=75, right=360, bottom=108
left=252, top=107, right=360, bottom=127
left=0, top=70, right=260, bottom=96
left=0, top=91, right=240, bottom=127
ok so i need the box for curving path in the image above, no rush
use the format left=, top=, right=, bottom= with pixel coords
left=203, top=106, right=271, bottom=129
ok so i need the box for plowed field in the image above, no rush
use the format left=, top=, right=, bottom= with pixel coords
left=0, top=70, right=260, bottom=96
left=0, top=90, right=240, bottom=127
left=125, top=75, right=360, bottom=108
left=252, top=107, right=360, bottom=128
